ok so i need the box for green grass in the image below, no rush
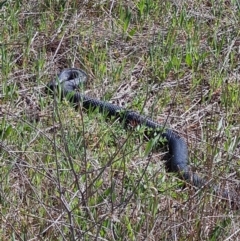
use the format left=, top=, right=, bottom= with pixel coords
left=1, top=0, right=240, bottom=240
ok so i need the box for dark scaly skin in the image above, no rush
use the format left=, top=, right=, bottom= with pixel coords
left=47, top=68, right=238, bottom=206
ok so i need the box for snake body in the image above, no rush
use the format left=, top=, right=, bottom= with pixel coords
left=48, top=68, right=207, bottom=189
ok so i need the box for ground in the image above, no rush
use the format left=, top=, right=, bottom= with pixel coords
left=0, top=0, right=240, bottom=240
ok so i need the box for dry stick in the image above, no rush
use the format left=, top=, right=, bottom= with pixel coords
left=52, top=95, right=76, bottom=241
left=51, top=91, right=98, bottom=239
left=220, top=38, right=236, bottom=75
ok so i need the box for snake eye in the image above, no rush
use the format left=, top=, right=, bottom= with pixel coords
left=68, top=70, right=78, bottom=80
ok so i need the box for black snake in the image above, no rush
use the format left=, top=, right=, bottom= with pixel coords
left=47, top=68, right=237, bottom=206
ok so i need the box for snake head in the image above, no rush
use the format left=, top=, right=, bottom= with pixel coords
left=47, top=68, right=88, bottom=94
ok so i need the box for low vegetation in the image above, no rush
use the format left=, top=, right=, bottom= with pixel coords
left=0, top=0, right=239, bottom=240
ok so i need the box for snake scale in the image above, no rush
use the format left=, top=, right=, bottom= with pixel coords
left=47, top=68, right=237, bottom=207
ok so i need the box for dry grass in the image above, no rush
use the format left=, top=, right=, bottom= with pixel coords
left=0, top=0, right=240, bottom=240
